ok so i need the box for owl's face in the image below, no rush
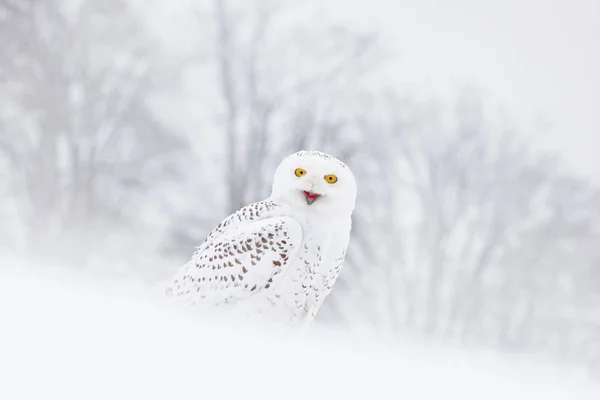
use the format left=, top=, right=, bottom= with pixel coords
left=271, top=151, right=357, bottom=217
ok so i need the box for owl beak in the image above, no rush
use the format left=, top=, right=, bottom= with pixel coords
left=303, top=190, right=321, bottom=205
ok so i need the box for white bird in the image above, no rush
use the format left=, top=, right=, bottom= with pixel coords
left=164, top=150, right=357, bottom=326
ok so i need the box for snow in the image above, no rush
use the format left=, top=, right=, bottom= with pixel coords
left=1, top=258, right=598, bottom=400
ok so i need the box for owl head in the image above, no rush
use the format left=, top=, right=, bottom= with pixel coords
left=270, top=150, right=357, bottom=217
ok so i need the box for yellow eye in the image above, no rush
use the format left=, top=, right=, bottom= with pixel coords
left=324, top=174, right=338, bottom=184
left=295, top=168, right=307, bottom=177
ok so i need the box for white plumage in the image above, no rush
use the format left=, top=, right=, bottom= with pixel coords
left=164, top=150, right=357, bottom=326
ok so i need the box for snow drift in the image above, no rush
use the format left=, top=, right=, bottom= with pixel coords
left=0, top=259, right=598, bottom=400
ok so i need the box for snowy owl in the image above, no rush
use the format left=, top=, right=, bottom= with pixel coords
left=165, top=150, right=356, bottom=326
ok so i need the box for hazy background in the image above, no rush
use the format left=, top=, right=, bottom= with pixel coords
left=1, top=0, right=599, bottom=391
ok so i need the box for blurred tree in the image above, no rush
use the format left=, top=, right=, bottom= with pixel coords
left=209, top=0, right=382, bottom=212
left=0, top=0, right=186, bottom=262
left=165, top=0, right=383, bottom=256
left=318, top=88, right=600, bottom=373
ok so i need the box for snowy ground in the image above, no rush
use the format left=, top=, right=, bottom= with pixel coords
left=1, top=258, right=599, bottom=400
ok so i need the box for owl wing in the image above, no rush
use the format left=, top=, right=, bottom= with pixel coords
left=165, top=215, right=302, bottom=306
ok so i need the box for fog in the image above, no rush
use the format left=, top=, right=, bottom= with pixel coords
left=1, top=0, right=599, bottom=396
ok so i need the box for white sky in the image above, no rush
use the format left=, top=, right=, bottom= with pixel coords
left=319, top=0, right=600, bottom=182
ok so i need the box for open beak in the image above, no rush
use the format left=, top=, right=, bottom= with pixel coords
left=303, top=190, right=321, bottom=205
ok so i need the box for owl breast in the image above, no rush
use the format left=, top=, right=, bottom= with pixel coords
left=246, top=221, right=346, bottom=325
